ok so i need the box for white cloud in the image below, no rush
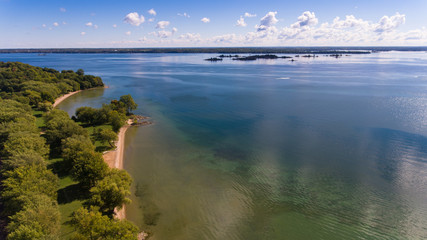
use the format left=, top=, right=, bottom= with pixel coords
left=375, top=12, right=405, bottom=33
left=124, top=12, right=145, bottom=26
left=152, top=28, right=177, bottom=38
left=244, top=12, right=256, bottom=18
left=276, top=11, right=416, bottom=45
left=236, top=16, right=247, bottom=27
left=256, top=11, right=278, bottom=31
left=157, top=31, right=173, bottom=38
left=94, top=25, right=98, bottom=29
left=148, top=9, right=156, bottom=16
left=85, top=22, right=93, bottom=27
left=42, top=24, right=46, bottom=28
left=112, top=24, right=117, bottom=28
left=80, top=32, right=86, bottom=36
left=53, top=22, right=59, bottom=27
left=62, top=22, right=67, bottom=25
left=125, top=31, right=131, bottom=36
left=291, top=11, right=318, bottom=28
left=60, top=8, right=66, bottom=12
left=179, top=33, right=201, bottom=42
left=156, top=21, right=170, bottom=29
left=332, top=15, right=369, bottom=29
left=148, top=18, right=155, bottom=22
left=201, top=17, right=210, bottom=23
left=178, top=13, right=190, bottom=18
left=211, top=33, right=241, bottom=43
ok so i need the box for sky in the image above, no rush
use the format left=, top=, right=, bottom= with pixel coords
left=1, top=0, right=427, bottom=48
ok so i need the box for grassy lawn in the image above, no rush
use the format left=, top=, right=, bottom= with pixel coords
left=33, top=110, right=46, bottom=128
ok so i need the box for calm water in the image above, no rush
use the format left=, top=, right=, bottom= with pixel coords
left=2, top=52, right=427, bottom=239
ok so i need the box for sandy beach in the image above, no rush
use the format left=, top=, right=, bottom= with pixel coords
left=52, top=90, right=82, bottom=108
left=103, top=119, right=133, bottom=220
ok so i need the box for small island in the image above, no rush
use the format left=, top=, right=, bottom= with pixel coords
left=204, top=57, right=223, bottom=62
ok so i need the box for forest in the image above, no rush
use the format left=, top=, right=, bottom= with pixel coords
left=0, top=62, right=140, bottom=239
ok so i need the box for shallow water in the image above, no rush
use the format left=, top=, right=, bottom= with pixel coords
left=2, top=52, right=427, bottom=239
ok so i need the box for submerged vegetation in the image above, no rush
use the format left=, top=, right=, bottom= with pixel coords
left=0, top=62, right=140, bottom=239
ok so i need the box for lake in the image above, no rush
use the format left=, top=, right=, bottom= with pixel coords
left=1, top=52, right=426, bottom=239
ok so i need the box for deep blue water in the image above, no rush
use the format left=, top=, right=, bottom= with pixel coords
left=1, top=52, right=426, bottom=239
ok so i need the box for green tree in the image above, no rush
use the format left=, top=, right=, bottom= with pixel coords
left=110, top=111, right=127, bottom=132
left=2, top=165, right=58, bottom=214
left=7, top=194, right=60, bottom=240
left=96, top=129, right=117, bottom=147
left=3, top=132, right=49, bottom=157
left=88, top=169, right=132, bottom=216
left=76, top=107, right=98, bottom=125
left=71, top=207, right=139, bottom=240
left=62, top=135, right=95, bottom=166
left=71, top=149, right=109, bottom=188
left=2, top=151, right=46, bottom=171
left=45, top=109, right=88, bottom=150
left=119, top=95, right=137, bottom=115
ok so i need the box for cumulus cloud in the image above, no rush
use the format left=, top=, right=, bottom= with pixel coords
left=148, top=18, right=155, bottom=22
left=179, top=33, right=201, bottom=41
left=62, top=22, right=67, bottom=25
left=332, top=15, right=369, bottom=29
left=156, top=21, right=170, bottom=29
left=112, top=24, right=117, bottom=28
left=201, top=17, right=210, bottom=23
left=375, top=12, right=405, bottom=33
left=155, top=30, right=173, bottom=38
left=85, top=22, right=93, bottom=27
left=256, top=11, right=278, bottom=31
left=236, top=16, right=247, bottom=27
left=53, top=22, right=59, bottom=27
left=124, top=12, right=145, bottom=26
left=244, top=12, right=256, bottom=18
left=211, top=34, right=240, bottom=43
left=148, top=9, right=156, bottom=16
left=125, top=31, right=131, bottom=36
left=276, top=11, right=415, bottom=45
left=42, top=24, right=46, bottom=28
left=60, top=8, right=66, bottom=12
left=80, top=32, right=86, bottom=36
left=178, top=13, right=190, bottom=18
left=291, top=11, right=318, bottom=28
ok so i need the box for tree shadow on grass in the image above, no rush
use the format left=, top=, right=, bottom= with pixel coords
left=95, top=145, right=113, bottom=152
left=57, top=183, right=89, bottom=205
left=48, top=159, right=71, bottom=179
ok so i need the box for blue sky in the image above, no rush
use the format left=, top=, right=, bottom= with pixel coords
left=1, top=0, right=426, bottom=48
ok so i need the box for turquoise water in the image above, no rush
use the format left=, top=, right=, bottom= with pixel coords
left=1, top=52, right=427, bottom=239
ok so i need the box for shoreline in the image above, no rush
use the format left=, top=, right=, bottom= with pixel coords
left=52, top=90, right=82, bottom=108
left=52, top=86, right=109, bottom=108
left=102, top=119, right=133, bottom=220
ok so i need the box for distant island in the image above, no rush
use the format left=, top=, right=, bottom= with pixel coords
left=1, top=46, right=427, bottom=54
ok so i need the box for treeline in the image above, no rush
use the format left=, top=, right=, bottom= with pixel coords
left=0, top=62, right=140, bottom=239
left=5, top=46, right=426, bottom=54
left=0, top=61, right=104, bottom=110
left=0, top=100, right=60, bottom=239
